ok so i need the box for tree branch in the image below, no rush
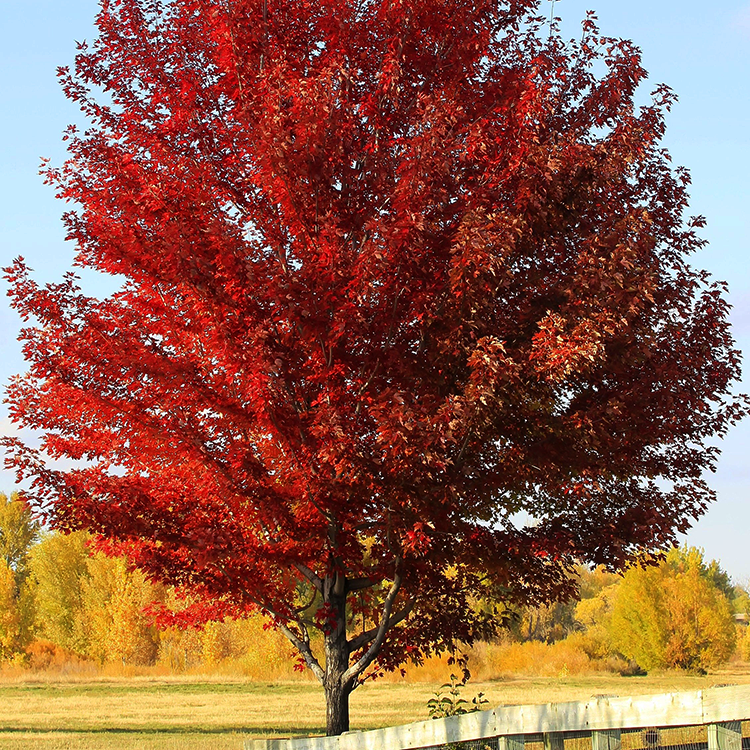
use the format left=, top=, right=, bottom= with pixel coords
left=347, top=599, right=415, bottom=653
left=294, top=584, right=318, bottom=614
left=278, top=620, right=326, bottom=684
left=342, top=563, right=410, bottom=682
left=294, top=562, right=323, bottom=592
left=240, top=591, right=325, bottom=684
left=346, top=576, right=375, bottom=593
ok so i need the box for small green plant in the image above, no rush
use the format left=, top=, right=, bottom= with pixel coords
left=427, top=673, right=489, bottom=719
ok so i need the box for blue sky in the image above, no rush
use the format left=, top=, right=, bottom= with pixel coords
left=1, top=1, right=748, bottom=579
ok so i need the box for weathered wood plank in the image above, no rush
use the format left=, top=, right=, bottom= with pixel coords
left=492, top=691, right=704, bottom=734
left=245, top=740, right=293, bottom=750
left=703, top=685, right=750, bottom=723
left=245, top=685, right=750, bottom=750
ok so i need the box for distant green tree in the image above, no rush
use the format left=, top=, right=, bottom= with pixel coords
left=29, top=531, right=90, bottom=655
left=608, top=547, right=735, bottom=672
left=731, top=583, right=750, bottom=617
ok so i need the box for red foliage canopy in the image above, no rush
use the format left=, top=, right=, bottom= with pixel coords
left=3, top=0, right=745, bottom=733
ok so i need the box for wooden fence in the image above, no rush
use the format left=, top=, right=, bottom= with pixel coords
left=245, top=684, right=750, bottom=750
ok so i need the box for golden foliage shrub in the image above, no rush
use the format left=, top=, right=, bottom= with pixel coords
left=157, top=626, right=204, bottom=672
left=23, top=639, right=92, bottom=673
left=380, top=652, right=454, bottom=682
left=386, top=635, right=620, bottom=683
left=609, top=548, right=736, bottom=672
left=471, top=638, right=593, bottom=678
left=154, top=615, right=314, bottom=680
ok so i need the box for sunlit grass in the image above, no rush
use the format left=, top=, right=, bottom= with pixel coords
left=2, top=666, right=750, bottom=748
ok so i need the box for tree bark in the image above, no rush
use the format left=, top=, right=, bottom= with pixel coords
left=323, top=572, right=355, bottom=735
left=324, top=673, right=354, bottom=736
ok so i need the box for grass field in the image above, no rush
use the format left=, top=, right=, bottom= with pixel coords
left=2, top=667, right=750, bottom=749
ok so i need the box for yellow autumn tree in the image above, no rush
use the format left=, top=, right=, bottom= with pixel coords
left=662, top=550, right=736, bottom=670
left=0, top=492, right=38, bottom=584
left=0, top=492, right=39, bottom=661
left=29, top=531, right=91, bottom=655
left=608, top=547, right=735, bottom=672
left=30, top=531, right=162, bottom=665
left=80, top=552, right=161, bottom=666
left=200, top=615, right=301, bottom=678
left=574, top=581, right=619, bottom=660
left=0, top=560, right=23, bottom=660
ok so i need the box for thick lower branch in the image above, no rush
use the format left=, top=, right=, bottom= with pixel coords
left=346, top=576, right=374, bottom=593
left=278, top=620, right=325, bottom=684
left=343, top=564, right=408, bottom=682
left=248, top=593, right=325, bottom=684
left=347, top=599, right=415, bottom=653
left=294, top=562, right=323, bottom=592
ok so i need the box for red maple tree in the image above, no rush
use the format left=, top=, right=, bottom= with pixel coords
left=3, top=0, right=745, bottom=734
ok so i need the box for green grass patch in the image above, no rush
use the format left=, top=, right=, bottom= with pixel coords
left=2, top=668, right=750, bottom=748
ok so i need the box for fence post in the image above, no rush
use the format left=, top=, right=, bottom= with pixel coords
left=592, top=730, right=622, bottom=750
left=708, top=722, right=742, bottom=750
left=500, top=735, right=526, bottom=750
left=244, top=739, right=290, bottom=750
left=545, top=733, right=565, bottom=750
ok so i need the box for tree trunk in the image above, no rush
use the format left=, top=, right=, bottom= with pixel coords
left=324, top=573, right=354, bottom=735
left=324, top=675, right=353, bottom=736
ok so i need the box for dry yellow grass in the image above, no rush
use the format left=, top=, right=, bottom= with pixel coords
left=2, top=666, right=750, bottom=749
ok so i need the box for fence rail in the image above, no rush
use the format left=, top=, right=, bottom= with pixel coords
left=245, top=684, right=750, bottom=750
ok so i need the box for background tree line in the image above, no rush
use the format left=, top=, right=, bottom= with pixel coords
left=1, top=492, right=745, bottom=676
